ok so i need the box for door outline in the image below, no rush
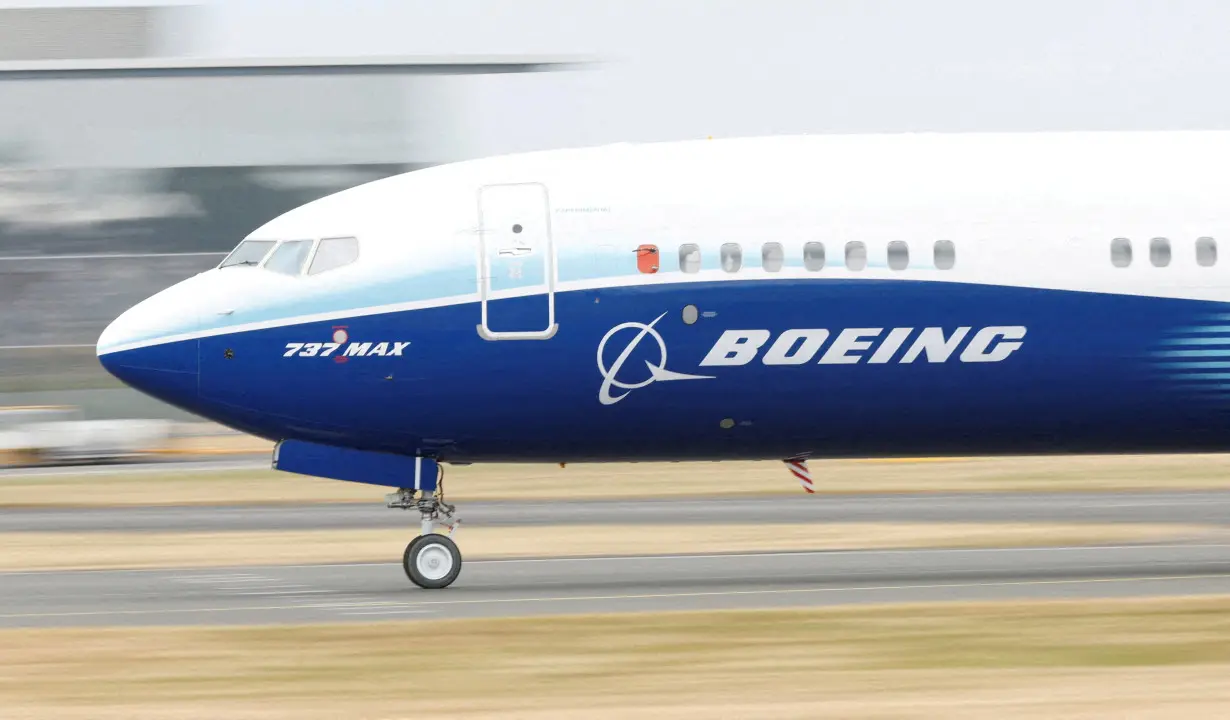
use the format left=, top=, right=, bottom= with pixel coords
left=476, top=182, right=559, bottom=341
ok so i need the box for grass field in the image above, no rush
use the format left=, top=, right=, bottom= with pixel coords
left=2, top=597, right=1229, bottom=718
left=5, top=453, right=1230, bottom=507
left=0, top=521, right=1213, bottom=571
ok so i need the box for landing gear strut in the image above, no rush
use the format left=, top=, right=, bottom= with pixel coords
left=387, top=463, right=462, bottom=589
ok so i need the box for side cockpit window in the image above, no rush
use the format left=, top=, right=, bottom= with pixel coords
left=264, top=239, right=315, bottom=276
left=219, top=239, right=276, bottom=268
left=308, top=237, right=360, bottom=275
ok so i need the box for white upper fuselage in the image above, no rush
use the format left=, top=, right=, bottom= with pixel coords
left=98, top=130, right=1230, bottom=356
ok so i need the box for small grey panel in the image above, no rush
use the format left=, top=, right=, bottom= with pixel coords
left=0, top=8, right=153, bottom=61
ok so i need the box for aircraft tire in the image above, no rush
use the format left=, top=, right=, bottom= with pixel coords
left=404, top=533, right=462, bottom=589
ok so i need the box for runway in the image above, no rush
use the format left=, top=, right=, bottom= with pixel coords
left=3, top=544, right=1230, bottom=628
left=4, top=490, right=1230, bottom=532
left=5, top=481, right=1230, bottom=628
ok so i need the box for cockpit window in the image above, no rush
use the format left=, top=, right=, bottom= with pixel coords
left=308, top=236, right=360, bottom=275
left=219, top=240, right=276, bottom=268
left=264, top=239, right=314, bottom=276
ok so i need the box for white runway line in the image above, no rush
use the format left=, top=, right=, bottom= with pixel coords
left=5, top=543, right=1230, bottom=578
left=229, top=590, right=334, bottom=596
left=0, top=572, right=1227, bottom=622
left=0, top=252, right=226, bottom=261
left=0, top=459, right=269, bottom=479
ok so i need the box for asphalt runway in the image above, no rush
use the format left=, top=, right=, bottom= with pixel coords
left=3, top=490, right=1230, bottom=533
left=6, top=464, right=1230, bottom=627
left=2, top=544, right=1230, bottom=628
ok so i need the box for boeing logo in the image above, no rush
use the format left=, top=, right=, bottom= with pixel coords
left=597, top=317, right=1027, bottom=405
left=701, top=326, right=1027, bottom=366
left=597, top=312, right=714, bottom=405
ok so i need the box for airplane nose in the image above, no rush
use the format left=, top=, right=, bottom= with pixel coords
left=97, top=284, right=201, bottom=409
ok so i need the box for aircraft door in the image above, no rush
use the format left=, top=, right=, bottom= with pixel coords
left=477, top=182, right=558, bottom=340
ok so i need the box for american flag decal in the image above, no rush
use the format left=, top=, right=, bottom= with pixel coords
left=784, top=458, right=814, bottom=493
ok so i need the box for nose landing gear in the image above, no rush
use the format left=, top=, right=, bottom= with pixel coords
left=387, top=463, right=462, bottom=589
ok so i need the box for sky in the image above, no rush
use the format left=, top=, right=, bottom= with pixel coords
left=190, top=0, right=1230, bottom=157
left=6, top=0, right=1230, bottom=162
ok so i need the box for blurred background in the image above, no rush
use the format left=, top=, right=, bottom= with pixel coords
left=7, top=0, right=1230, bottom=462
left=6, top=5, right=1230, bottom=717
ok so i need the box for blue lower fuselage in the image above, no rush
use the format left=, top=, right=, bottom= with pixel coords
left=99, top=279, right=1230, bottom=462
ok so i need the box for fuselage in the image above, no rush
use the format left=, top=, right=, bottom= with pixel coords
left=97, top=131, right=1230, bottom=462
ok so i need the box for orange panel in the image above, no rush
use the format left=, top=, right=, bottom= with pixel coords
left=636, top=244, right=659, bottom=274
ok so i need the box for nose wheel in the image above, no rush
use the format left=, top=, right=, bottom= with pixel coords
left=403, top=534, right=462, bottom=589
left=387, top=477, right=462, bottom=589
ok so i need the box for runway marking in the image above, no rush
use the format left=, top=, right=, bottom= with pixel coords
left=3, top=543, right=1230, bottom=577
left=172, top=575, right=275, bottom=584
left=372, top=573, right=1230, bottom=610
left=451, top=543, right=1230, bottom=564
left=339, top=609, right=429, bottom=616
left=0, top=460, right=269, bottom=479
left=0, top=344, right=97, bottom=350
left=2, top=573, right=1230, bottom=622
left=0, top=252, right=227, bottom=261
left=227, top=590, right=333, bottom=596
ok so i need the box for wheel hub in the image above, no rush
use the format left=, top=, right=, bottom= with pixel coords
left=416, top=542, right=454, bottom=580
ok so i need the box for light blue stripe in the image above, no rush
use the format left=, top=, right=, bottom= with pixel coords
left=1157, top=336, right=1230, bottom=346
left=1152, top=349, right=1230, bottom=358
left=1167, top=326, right=1230, bottom=334
left=1156, top=361, right=1230, bottom=369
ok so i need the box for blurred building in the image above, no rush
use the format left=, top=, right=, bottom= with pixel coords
left=0, top=2, right=577, bottom=416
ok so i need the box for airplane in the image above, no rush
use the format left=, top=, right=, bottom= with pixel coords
left=97, top=129, right=1230, bottom=589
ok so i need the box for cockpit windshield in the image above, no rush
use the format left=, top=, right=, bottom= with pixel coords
left=264, top=239, right=314, bottom=276
left=216, top=237, right=360, bottom=275
left=219, top=240, right=276, bottom=268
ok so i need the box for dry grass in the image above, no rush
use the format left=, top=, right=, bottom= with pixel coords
left=5, top=453, right=1230, bottom=508
left=0, top=522, right=1216, bottom=572
left=2, top=597, right=1230, bottom=718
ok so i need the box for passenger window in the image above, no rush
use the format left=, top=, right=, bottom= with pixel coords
left=887, top=241, right=909, bottom=271
left=308, top=236, right=360, bottom=275
left=1197, top=237, right=1217, bottom=267
left=679, top=244, right=701, bottom=273
left=219, top=239, right=276, bottom=268
left=845, top=241, right=867, bottom=271
left=1150, top=237, right=1171, bottom=268
left=720, top=243, right=742, bottom=273
left=762, top=242, right=784, bottom=272
left=264, top=239, right=314, bottom=276
left=1110, top=237, right=1132, bottom=268
left=804, top=241, right=825, bottom=271
left=934, top=240, right=955, bottom=270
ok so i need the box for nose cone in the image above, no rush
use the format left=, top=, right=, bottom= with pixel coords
left=98, top=282, right=201, bottom=410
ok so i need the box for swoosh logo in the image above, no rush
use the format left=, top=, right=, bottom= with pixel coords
left=597, top=312, right=714, bottom=405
